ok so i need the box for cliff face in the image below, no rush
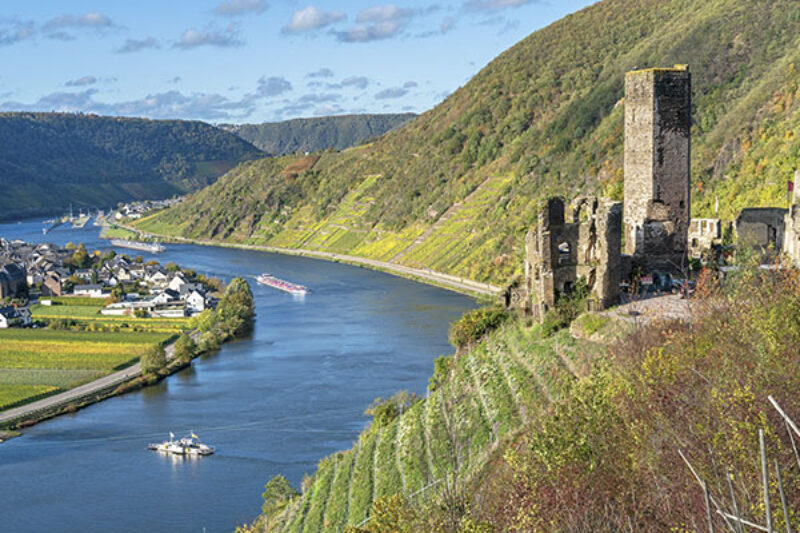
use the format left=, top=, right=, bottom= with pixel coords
left=142, top=0, right=800, bottom=285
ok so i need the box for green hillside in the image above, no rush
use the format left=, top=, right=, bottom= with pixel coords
left=139, top=0, right=800, bottom=286
left=256, top=321, right=592, bottom=532
left=220, top=114, right=416, bottom=155
left=0, top=112, right=262, bottom=221
left=246, top=262, right=800, bottom=532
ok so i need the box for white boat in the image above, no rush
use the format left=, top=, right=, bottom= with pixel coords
left=148, top=432, right=215, bottom=456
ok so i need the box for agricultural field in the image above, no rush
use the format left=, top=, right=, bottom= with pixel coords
left=30, top=302, right=192, bottom=334
left=0, top=328, right=173, bottom=411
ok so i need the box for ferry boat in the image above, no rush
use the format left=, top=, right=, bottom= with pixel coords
left=110, top=239, right=166, bottom=253
left=256, top=273, right=308, bottom=295
left=148, top=432, right=215, bottom=456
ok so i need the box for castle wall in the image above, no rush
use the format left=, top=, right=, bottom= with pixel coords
left=624, top=66, right=691, bottom=272
left=525, top=197, right=621, bottom=319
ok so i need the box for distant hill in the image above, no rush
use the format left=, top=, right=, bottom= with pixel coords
left=218, top=114, right=416, bottom=155
left=0, top=112, right=263, bottom=221
left=139, top=0, right=800, bottom=286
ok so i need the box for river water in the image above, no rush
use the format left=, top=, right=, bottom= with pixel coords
left=0, top=219, right=475, bottom=532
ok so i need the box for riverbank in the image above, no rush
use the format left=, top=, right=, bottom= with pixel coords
left=0, top=331, right=196, bottom=432
left=0, top=277, right=255, bottom=435
left=117, top=222, right=503, bottom=299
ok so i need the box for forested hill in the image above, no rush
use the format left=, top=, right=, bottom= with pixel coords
left=138, top=0, right=800, bottom=285
left=0, top=113, right=263, bottom=221
left=219, top=113, right=416, bottom=155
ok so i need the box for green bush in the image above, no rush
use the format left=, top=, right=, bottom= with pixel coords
left=140, top=343, right=166, bottom=374
left=448, top=307, right=509, bottom=349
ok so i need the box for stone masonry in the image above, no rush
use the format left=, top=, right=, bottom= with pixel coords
left=624, top=66, right=691, bottom=272
left=525, top=196, right=622, bottom=318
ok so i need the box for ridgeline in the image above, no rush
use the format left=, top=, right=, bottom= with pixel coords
left=0, top=112, right=263, bottom=221
left=219, top=114, right=416, bottom=155
left=139, top=0, right=800, bottom=286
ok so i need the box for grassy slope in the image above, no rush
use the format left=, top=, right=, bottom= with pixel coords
left=257, top=324, right=593, bottom=531
left=0, top=112, right=262, bottom=221
left=140, top=0, right=800, bottom=285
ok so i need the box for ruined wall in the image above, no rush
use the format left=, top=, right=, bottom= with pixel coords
left=688, top=218, right=721, bottom=258
left=624, top=66, right=691, bottom=272
left=785, top=171, right=800, bottom=265
left=736, top=208, right=787, bottom=253
left=525, top=196, right=622, bottom=318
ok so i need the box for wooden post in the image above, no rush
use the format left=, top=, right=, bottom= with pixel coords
left=678, top=449, right=738, bottom=533
left=704, top=480, right=716, bottom=533
left=760, top=430, right=773, bottom=533
left=726, top=467, right=744, bottom=533
left=774, top=460, right=792, bottom=533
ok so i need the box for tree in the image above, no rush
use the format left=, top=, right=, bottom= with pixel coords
left=261, top=475, right=299, bottom=517
left=141, top=343, right=166, bottom=374
left=173, top=333, right=197, bottom=363
left=71, top=244, right=92, bottom=269
left=217, top=278, right=255, bottom=338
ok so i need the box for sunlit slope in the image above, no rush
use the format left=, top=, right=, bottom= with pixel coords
left=139, top=0, right=800, bottom=284
left=263, top=325, right=594, bottom=532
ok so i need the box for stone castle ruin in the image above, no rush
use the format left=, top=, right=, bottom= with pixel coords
left=522, top=66, right=692, bottom=318
left=519, top=64, right=800, bottom=319
left=524, top=197, right=622, bottom=316
left=623, top=66, right=691, bottom=272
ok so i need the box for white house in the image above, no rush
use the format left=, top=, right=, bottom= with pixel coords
left=186, top=290, right=208, bottom=313
left=149, top=289, right=180, bottom=305
left=73, top=284, right=109, bottom=298
left=0, top=306, right=32, bottom=328
left=168, top=272, right=188, bottom=292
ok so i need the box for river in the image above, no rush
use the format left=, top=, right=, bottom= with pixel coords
left=0, top=219, right=476, bottom=532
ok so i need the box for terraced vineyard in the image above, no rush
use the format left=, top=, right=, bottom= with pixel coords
left=265, top=324, right=597, bottom=531
left=0, top=329, right=173, bottom=410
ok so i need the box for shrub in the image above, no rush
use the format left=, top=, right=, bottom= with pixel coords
left=140, top=343, right=166, bottom=374
left=448, top=307, right=509, bottom=349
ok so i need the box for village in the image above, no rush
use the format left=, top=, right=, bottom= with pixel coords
left=0, top=237, right=218, bottom=329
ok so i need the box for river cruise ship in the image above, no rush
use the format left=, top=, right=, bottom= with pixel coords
left=257, top=273, right=308, bottom=295
left=110, top=239, right=166, bottom=253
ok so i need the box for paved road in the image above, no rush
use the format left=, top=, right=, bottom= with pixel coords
left=0, top=335, right=186, bottom=426
left=119, top=224, right=503, bottom=298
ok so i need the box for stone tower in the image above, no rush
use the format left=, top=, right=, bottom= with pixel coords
left=624, top=65, right=691, bottom=272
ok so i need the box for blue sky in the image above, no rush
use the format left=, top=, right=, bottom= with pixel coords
left=0, top=0, right=595, bottom=123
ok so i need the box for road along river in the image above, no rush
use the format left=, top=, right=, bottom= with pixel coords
left=0, top=219, right=476, bottom=532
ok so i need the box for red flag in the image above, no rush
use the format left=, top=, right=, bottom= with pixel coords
left=789, top=180, right=795, bottom=192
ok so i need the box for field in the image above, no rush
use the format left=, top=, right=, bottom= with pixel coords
left=0, top=328, right=173, bottom=411
left=30, top=302, right=192, bottom=334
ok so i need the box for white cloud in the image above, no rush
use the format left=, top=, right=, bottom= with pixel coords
left=403, top=81, right=418, bottom=89
left=463, top=0, right=538, bottom=10
left=214, top=0, right=268, bottom=17
left=375, top=87, right=408, bottom=99
left=283, top=7, right=345, bottom=33
left=334, top=4, right=414, bottom=43
left=175, top=24, right=243, bottom=49
left=0, top=89, right=258, bottom=121
left=65, top=76, right=97, bottom=87
left=256, top=76, right=292, bottom=97
left=43, top=13, right=112, bottom=31
left=341, top=76, right=369, bottom=89
left=117, top=37, right=159, bottom=54
left=0, top=19, right=35, bottom=46
left=307, top=68, right=334, bottom=78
